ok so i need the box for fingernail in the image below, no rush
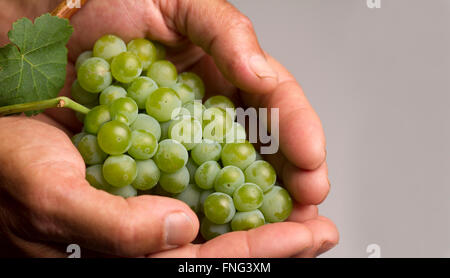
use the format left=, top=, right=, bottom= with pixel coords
left=249, top=55, right=277, bottom=79
left=165, top=212, right=194, bottom=246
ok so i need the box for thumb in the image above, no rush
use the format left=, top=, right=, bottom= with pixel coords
left=165, top=0, right=278, bottom=94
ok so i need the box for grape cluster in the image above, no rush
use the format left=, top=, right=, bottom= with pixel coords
left=71, top=35, right=293, bottom=240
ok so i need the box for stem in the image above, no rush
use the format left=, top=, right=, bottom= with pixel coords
left=0, top=97, right=90, bottom=116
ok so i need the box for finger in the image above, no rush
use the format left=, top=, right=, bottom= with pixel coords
left=149, top=222, right=313, bottom=258
left=294, top=216, right=339, bottom=258
left=162, top=0, right=278, bottom=94
left=288, top=204, right=319, bottom=222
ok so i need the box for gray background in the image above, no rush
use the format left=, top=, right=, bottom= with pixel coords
left=230, top=0, right=450, bottom=257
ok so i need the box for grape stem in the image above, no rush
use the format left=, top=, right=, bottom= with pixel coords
left=0, top=97, right=90, bottom=116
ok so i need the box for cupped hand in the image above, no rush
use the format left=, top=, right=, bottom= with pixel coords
left=0, top=0, right=338, bottom=257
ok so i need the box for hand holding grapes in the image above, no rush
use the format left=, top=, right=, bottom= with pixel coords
left=0, top=0, right=338, bottom=257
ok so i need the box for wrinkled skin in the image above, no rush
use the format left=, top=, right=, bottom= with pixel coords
left=0, top=0, right=338, bottom=257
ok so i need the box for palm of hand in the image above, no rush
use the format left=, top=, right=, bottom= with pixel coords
left=0, top=0, right=338, bottom=258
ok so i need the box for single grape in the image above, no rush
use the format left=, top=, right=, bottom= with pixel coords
left=178, top=72, right=205, bottom=100
left=231, top=210, right=265, bottom=231
left=131, top=159, right=160, bottom=190
left=199, top=189, right=214, bottom=213
left=200, top=217, right=231, bottom=241
left=103, top=154, right=137, bottom=187
left=78, top=57, right=112, bottom=93
left=93, top=34, right=127, bottom=62
left=153, top=41, right=166, bottom=60
left=185, top=157, right=198, bottom=184
left=221, top=141, right=256, bottom=170
left=203, top=192, right=236, bottom=224
left=191, top=139, right=222, bottom=165
left=127, top=76, right=158, bottom=109
left=259, top=186, right=293, bottom=223
left=83, top=105, right=111, bottom=134
left=204, top=95, right=236, bottom=119
left=159, top=166, right=190, bottom=194
left=77, top=134, right=108, bottom=165
left=154, top=139, right=188, bottom=173
left=108, top=185, right=137, bottom=198
left=224, top=122, right=247, bottom=144
left=183, top=100, right=205, bottom=121
left=127, top=38, right=157, bottom=70
left=194, top=161, right=221, bottom=190
left=214, top=165, right=245, bottom=195
left=174, top=184, right=202, bottom=213
left=99, top=85, right=127, bottom=105
left=244, top=160, right=276, bottom=192
left=168, top=116, right=202, bottom=150
left=147, top=60, right=178, bottom=87
left=202, top=107, right=233, bottom=142
left=71, top=132, right=86, bottom=147
left=159, top=120, right=172, bottom=141
left=111, top=51, right=143, bottom=83
left=145, top=87, right=181, bottom=122
left=97, top=120, right=132, bottom=155
left=75, top=50, right=93, bottom=72
left=172, top=83, right=195, bottom=105
left=71, top=80, right=98, bottom=105
left=233, top=183, right=264, bottom=212
left=131, top=114, right=161, bottom=141
left=128, top=130, right=158, bottom=160
left=109, top=97, right=138, bottom=125
left=86, top=164, right=112, bottom=191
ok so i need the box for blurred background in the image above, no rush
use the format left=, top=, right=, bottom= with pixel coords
left=230, top=0, right=450, bottom=257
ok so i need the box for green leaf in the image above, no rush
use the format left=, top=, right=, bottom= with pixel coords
left=0, top=13, right=73, bottom=113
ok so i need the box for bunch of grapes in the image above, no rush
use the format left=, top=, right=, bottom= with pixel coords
left=71, top=35, right=293, bottom=240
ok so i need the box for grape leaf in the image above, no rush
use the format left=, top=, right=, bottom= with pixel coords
left=0, top=13, right=73, bottom=113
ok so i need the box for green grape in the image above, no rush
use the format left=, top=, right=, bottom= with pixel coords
left=77, top=134, right=108, bottom=165
left=115, top=81, right=131, bottom=90
left=153, top=41, right=166, bottom=60
left=127, top=38, right=157, bottom=70
left=204, top=95, right=236, bottom=119
left=145, top=87, right=181, bottom=122
left=172, top=83, right=195, bottom=105
left=183, top=100, right=205, bottom=121
left=194, top=161, right=221, bottom=190
left=233, top=183, right=264, bottom=212
left=199, top=189, right=214, bottom=213
left=84, top=105, right=111, bottom=134
left=231, top=210, right=265, bottom=231
left=221, top=141, right=256, bottom=170
left=75, top=50, right=93, bottom=72
left=154, top=139, right=188, bottom=173
left=202, top=107, right=233, bottom=142
left=214, top=165, right=245, bottom=195
left=147, top=60, right=178, bottom=87
left=168, top=116, right=202, bottom=150
left=71, top=132, right=86, bottom=147
left=200, top=217, right=231, bottom=241
left=178, top=72, right=205, bottom=100
left=203, top=192, right=235, bottom=224
left=259, top=186, right=293, bottom=223
left=86, top=164, right=112, bottom=191
left=71, top=80, right=98, bottom=105
left=78, top=57, right=112, bottom=93
left=174, top=184, right=202, bottom=213
left=185, top=157, right=199, bottom=184
left=159, top=120, right=172, bottom=141
left=244, top=160, right=276, bottom=192
left=151, top=184, right=174, bottom=197
left=127, top=76, right=158, bottom=109
left=159, top=166, right=190, bottom=194
left=97, top=120, right=132, bottom=155
left=128, top=130, right=158, bottom=160
left=224, top=122, right=247, bottom=144
left=99, top=85, right=127, bottom=105
left=109, top=97, right=138, bottom=125
left=111, top=51, right=143, bottom=83
left=93, top=34, right=127, bottom=62
left=131, top=114, right=161, bottom=141
left=108, top=185, right=137, bottom=198
left=191, top=139, right=222, bottom=165
left=131, top=159, right=160, bottom=190
left=103, top=154, right=137, bottom=187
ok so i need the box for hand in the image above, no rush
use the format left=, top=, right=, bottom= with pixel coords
left=0, top=0, right=338, bottom=257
